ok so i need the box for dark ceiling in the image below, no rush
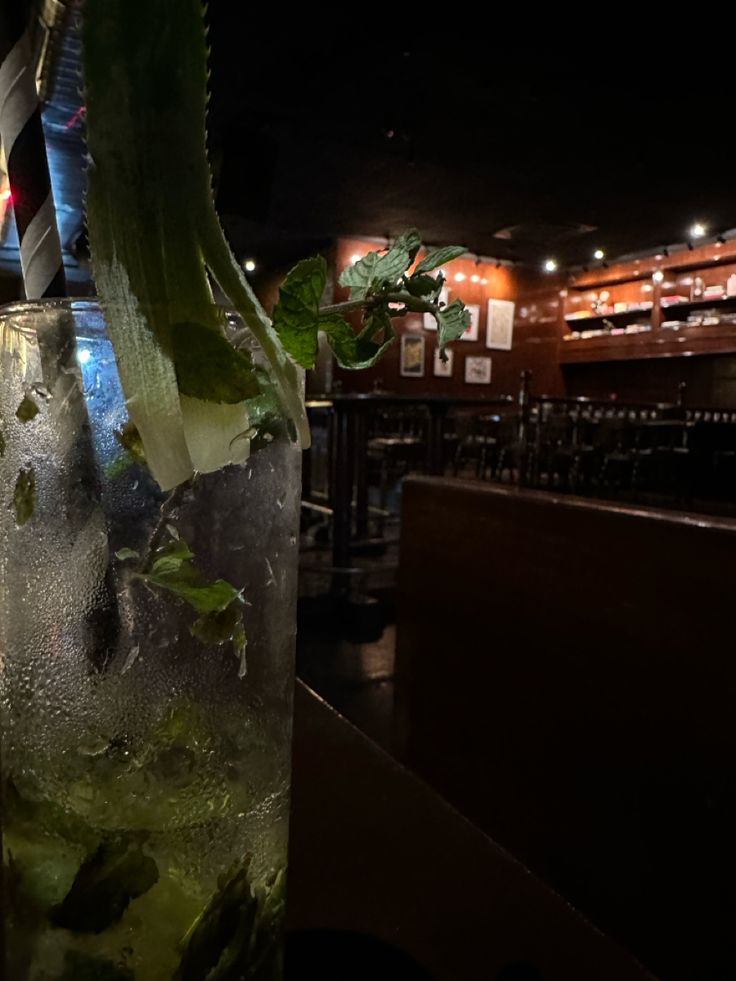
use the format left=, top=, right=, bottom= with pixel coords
left=5, top=7, right=736, bottom=279
left=204, top=11, right=736, bottom=271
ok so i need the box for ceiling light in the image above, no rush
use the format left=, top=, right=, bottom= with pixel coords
left=350, top=254, right=362, bottom=265
left=653, top=270, right=664, bottom=283
left=690, top=222, right=706, bottom=239
left=593, top=248, right=605, bottom=260
left=244, top=259, right=256, bottom=272
left=454, top=273, right=466, bottom=282
left=543, top=258, right=558, bottom=273
left=471, top=274, right=480, bottom=283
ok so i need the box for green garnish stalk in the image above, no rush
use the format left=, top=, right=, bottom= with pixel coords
left=83, top=0, right=309, bottom=491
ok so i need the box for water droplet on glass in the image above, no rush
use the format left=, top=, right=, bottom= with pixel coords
left=121, top=644, right=140, bottom=674
left=77, top=735, right=111, bottom=757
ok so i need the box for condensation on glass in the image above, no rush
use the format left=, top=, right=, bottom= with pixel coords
left=0, top=299, right=301, bottom=980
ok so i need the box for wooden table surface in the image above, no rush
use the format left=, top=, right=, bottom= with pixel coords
left=287, top=681, right=657, bottom=981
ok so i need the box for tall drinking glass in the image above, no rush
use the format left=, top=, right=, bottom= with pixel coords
left=0, top=299, right=301, bottom=980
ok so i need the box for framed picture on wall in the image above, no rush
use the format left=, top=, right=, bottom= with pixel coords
left=400, top=333, right=426, bottom=377
left=464, top=355, right=492, bottom=385
left=423, top=287, right=448, bottom=330
left=433, top=346, right=454, bottom=377
left=461, top=303, right=480, bottom=341
left=486, top=298, right=515, bottom=350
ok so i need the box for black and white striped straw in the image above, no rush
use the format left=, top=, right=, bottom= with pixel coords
left=0, top=5, right=66, bottom=299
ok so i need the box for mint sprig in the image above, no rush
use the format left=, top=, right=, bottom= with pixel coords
left=415, top=244, right=467, bottom=273
left=119, top=531, right=248, bottom=675
left=339, top=245, right=411, bottom=300
left=272, top=232, right=469, bottom=368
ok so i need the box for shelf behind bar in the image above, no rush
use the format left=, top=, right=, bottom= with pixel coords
left=559, top=323, right=736, bottom=364
left=565, top=308, right=652, bottom=324
left=660, top=293, right=736, bottom=310
left=569, top=238, right=736, bottom=290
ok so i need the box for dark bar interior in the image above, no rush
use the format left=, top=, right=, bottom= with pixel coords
left=3, top=8, right=736, bottom=980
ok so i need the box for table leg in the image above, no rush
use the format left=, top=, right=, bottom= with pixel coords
left=428, top=405, right=447, bottom=476
left=331, top=403, right=355, bottom=596
left=354, top=407, right=369, bottom=540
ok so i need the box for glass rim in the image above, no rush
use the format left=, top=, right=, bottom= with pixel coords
left=0, top=298, right=246, bottom=347
left=0, top=297, right=242, bottom=316
left=0, top=297, right=101, bottom=318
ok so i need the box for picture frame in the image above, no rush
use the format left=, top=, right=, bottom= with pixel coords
left=486, top=298, right=515, bottom=350
left=464, top=355, right=492, bottom=385
left=423, top=286, right=448, bottom=331
left=433, top=346, right=454, bottom=377
left=400, top=333, right=425, bottom=377
left=461, top=303, right=480, bottom=342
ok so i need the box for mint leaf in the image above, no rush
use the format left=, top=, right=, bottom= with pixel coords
left=191, top=601, right=243, bottom=646
left=140, top=536, right=240, bottom=614
left=149, top=539, right=195, bottom=577
left=232, top=620, right=247, bottom=671
left=114, top=421, right=146, bottom=463
left=192, top=600, right=248, bottom=677
left=15, top=395, right=39, bottom=423
left=271, top=256, right=327, bottom=368
left=359, top=307, right=394, bottom=341
left=173, top=862, right=258, bottom=981
left=416, top=245, right=466, bottom=273
left=143, top=566, right=239, bottom=614
left=403, top=272, right=443, bottom=298
left=322, top=311, right=395, bottom=369
left=50, top=835, right=158, bottom=933
left=393, top=229, right=422, bottom=263
left=135, top=533, right=247, bottom=663
left=437, top=300, right=471, bottom=358
left=172, top=322, right=260, bottom=404
left=339, top=247, right=411, bottom=299
left=115, top=548, right=140, bottom=562
left=13, top=468, right=35, bottom=526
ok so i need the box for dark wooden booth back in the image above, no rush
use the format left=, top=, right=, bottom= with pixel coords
left=395, top=477, right=736, bottom=981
